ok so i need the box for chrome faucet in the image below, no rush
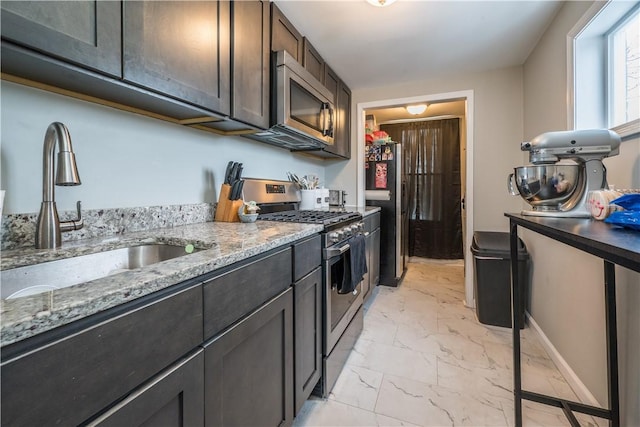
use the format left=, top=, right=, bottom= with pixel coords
left=35, top=122, right=83, bottom=249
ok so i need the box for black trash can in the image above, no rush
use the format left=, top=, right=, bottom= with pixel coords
left=471, top=231, right=529, bottom=328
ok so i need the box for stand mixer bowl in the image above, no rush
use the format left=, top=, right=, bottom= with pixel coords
left=509, top=164, right=582, bottom=209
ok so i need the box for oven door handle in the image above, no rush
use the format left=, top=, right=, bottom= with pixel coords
left=324, top=243, right=350, bottom=259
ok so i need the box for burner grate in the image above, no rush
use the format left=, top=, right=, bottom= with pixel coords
left=259, top=210, right=360, bottom=226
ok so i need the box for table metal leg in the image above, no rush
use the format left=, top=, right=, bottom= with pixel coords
left=604, top=261, right=620, bottom=427
left=510, top=220, right=523, bottom=426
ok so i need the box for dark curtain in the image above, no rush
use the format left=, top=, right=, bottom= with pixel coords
left=381, top=119, right=463, bottom=259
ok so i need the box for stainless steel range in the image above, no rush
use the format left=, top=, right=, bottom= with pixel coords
left=243, top=178, right=365, bottom=397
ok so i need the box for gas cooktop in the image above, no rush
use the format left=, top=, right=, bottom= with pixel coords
left=258, top=210, right=361, bottom=226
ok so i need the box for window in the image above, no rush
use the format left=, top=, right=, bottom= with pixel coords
left=570, top=1, right=640, bottom=138
left=608, top=6, right=639, bottom=128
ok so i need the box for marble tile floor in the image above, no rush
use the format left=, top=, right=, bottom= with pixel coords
left=293, top=258, right=605, bottom=427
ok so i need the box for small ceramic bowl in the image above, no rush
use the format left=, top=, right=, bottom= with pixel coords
left=238, top=213, right=258, bottom=223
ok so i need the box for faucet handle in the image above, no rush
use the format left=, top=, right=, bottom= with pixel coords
left=60, top=200, right=84, bottom=232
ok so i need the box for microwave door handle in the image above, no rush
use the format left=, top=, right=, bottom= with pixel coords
left=320, top=102, right=329, bottom=136
left=326, top=106, right=334, bottom=137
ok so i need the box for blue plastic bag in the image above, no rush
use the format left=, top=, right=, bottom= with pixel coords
left=604, top=194, right=640, bottom=230
left=610, top=194, right=640, bottom=211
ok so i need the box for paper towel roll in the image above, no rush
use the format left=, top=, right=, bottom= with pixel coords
left=365, top=190, right=391, bottom=201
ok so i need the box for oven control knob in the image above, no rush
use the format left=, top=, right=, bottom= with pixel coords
left=350, top=224, right=360, bottom=233
left=329, top=232, right=340, bottom=243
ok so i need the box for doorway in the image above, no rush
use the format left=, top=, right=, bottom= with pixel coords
left=357, top=90, right=475, bottom=308
left=382, top=118, right=463, bottom=259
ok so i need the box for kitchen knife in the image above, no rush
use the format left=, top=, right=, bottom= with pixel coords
left=224, top=161, right=233, bottom=184
left=230, top=179, right=243, bottom=200
left=229, top=162, right=239, bottom=185
left=228, top=180, right=237, bottom=200
left=236, top=179, right=244, bottom=200
left=236, top=163, right=243, bottom=181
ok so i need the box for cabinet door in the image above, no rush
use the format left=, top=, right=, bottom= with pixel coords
left=0, top=0, right=121, bottom=77
left=369, top=228, right=381, bottom=288
left=203, top=247, right=292, bottom=340
left=271, top=3, right=303, bottom=62
left=302, top=38, right=325, bottom=83
left=323, top=70, right=351, bottom=159
left=324, top=66, right=339, bottom=101
left=363, top=233, right=372, bottom=300
left=123, top=1, right=231, bottom=114
left=294, top=267, right=322, bottom=414
left=88, top=351, right=204, bottom=427
left=335, top=81, right=352, bottom=159
left=292, top=234, right=321, bottom=282
left=232, top=0, right=270, bottom=129
left=1, top=285, right=203, bottom=427
left=204, top=288, right=294, bottom=427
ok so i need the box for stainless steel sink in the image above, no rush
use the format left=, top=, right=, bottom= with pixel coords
left=1, top=244, right=198, bottom=300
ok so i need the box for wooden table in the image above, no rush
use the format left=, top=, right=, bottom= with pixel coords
left=505, top=213, right=640, bottom=427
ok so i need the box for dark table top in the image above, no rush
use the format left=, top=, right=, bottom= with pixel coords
left=505, top=213, right=640, bottom=273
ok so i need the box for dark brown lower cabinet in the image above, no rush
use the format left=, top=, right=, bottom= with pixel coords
left=369, top=227, right=381, bottom=292
left=204, top=288, right=294, bottom=427
left=364, top=213, right=381, bottom=301
left=294, top=267, right=322, bottom=414
left=1, top=237, right=319, bottom=427
left=88, top=350, right=205, bottom=427
left=0, top=284, right=203, bottom=427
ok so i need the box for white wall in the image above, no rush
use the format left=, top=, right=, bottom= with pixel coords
left=523, top=1, right=640, bottom=424
left=0, top=81, right=325, bottom=215
left=330, top=65, right=524, bottom=232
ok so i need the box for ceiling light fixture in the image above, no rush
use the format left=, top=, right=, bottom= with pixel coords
left=366, top=0, right=397, bottom=7
left=406, top=104, right=427, bottom=115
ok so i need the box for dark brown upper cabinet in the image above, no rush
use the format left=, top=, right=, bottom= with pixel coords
left=231, top=0, right=270, bottom=129
left=324, top=66, right=339, bottom=98
left=302, top=38, right=325, bottom=84
left=123, top=1, right=231, bottom=114
left=335, top=82, right=352, bottom=159
left=0, top=1, right=121, bottom=77
left=323, top=65, right=351, bottom=159
left=271, top=3, right=303, bottom=63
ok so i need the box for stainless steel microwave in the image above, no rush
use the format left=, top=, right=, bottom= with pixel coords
left=247, top=50, right=335, bottom=151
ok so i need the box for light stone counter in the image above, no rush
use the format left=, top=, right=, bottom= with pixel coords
left=343, top=205, right=381, bottom=217
left=0, top=221, right=322, bottom=347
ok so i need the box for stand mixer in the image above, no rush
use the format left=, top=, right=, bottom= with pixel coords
left=508, top=129, right=621, bottom=217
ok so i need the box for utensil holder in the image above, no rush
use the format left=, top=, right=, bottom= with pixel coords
left=300, top=190, right=316, bottom=210
left=215, top=184, right=244, bottom=222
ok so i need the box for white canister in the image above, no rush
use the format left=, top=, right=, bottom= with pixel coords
left=300, top=190, right=316, bottom=210
left=319, top=188, right=330, bottom=208
left=312, top=189, right=323, bottom=209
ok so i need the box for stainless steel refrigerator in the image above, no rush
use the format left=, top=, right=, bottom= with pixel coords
left=365, top=143, right=406, bottom=286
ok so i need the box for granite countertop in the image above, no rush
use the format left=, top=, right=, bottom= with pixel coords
left=0, top=221, right=322, bottom=347
left=343, top=205, right=381, bottom=217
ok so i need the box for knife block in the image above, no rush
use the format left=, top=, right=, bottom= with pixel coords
left=215, top=184, right=244, bottom=222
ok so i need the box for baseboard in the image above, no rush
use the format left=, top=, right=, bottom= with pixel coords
left=526, top=312, right=602, bottom=407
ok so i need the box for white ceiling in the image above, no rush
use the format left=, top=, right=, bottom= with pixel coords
left=366, top=100, right=466, bottom=124
left=273, top=0, right=563, bottom=91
